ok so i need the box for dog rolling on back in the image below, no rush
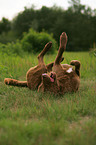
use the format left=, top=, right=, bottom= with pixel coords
left=38, top=32, right=81, bottom=94
left=4, top=32, right=81, bottom=95
left=4, top=42, right=64, bottom=90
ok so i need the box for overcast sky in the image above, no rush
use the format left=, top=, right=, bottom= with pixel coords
left=0, top=0, right=96, bottom=20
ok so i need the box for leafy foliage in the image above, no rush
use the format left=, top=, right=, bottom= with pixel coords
left=0, top=31, right=17, bottom=44
left=21, top=29, right=57, bottom=53
left=0, top=17, right=11, bottom=34
left=0, top=0, right=96, bottom=51
left=0, top=41, right=23, bottom=56
left=89, top=48, right=96, bottom=57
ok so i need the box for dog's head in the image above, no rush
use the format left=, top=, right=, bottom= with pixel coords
left=41, top=72, right=59, bottom=93
left=42, top=72, right=56, bottom=84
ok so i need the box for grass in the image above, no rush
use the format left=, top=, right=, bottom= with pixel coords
left=0, top=51, right=96, bottom=145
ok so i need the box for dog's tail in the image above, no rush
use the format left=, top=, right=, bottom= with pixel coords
left=4, top=78, right=28, bottom=87
left=70, top=60, right=81, bottom=77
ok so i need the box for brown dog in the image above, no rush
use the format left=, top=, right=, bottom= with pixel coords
left=4, top=42, right=64, bottom=90
left=4, top=32, right=80, bottom=94
left=38, top=32, right=80, bottom=94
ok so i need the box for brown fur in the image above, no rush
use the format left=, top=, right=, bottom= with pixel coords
left=38, top=72, right=59, bottom=93
left=4, top=78, right=27, bottom=87
left=38, top=32, right=80, bottom=94
left=4, top=42, right=52, bottom=89
left=4, top=32, right=81, bottom=95
left=4, top=42, right=64, bottom=90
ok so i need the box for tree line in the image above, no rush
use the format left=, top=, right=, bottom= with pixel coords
left=0, top=0, right=96, bottom=51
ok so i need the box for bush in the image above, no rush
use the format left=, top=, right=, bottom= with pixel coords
left=21, top=29, right=57, bottom=53
left=89, top=48, right=96, bottom=57
left=0, top=41, right=23, bottom=56
left=0, top=29, right=57, bottom=56
left=0, top=31, right=17, bottom=44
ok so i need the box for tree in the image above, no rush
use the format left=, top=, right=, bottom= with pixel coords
left=0, top=4, right=96, bottom=51
left=12, top=6, right=36, bottom=37
left=0, top=17, right=11, bottom=34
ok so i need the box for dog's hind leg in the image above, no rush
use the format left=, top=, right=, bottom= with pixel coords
left=37, top=42, right=52, bottom=64
left=70, top=60, right=81, bottom=77
left=54, top=32, right=67, bottom=65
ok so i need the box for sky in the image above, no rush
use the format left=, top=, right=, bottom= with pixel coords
left=0, top=0, right=96, bottom=20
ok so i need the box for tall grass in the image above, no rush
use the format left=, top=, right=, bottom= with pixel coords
left=0, top=51, right=96, bottom=145
left=0, top=51, right=96, bottom=80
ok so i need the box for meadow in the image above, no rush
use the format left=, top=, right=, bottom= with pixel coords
left=0, top=51, right=96, bottom=145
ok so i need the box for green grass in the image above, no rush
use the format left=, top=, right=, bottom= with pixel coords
left=0, top=52, right=96, bottom=145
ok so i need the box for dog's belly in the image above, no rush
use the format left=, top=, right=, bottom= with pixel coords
left=26, top=64, right=47, bottom=89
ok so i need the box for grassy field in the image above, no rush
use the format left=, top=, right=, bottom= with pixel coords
left=0, top=51, right=96, bottom=145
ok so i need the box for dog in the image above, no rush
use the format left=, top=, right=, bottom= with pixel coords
left=38, top=32, right=80, bottom=94
left=4, top=32, right=80, bottom=94
left=4, top=42, right=63, bottom=90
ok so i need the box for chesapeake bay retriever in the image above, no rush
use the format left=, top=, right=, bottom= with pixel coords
left=4, top=32, right=80, bottom=94
left=38, top=32, right=80, bottom=94
left=4, top=41, right=64, bottom=89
